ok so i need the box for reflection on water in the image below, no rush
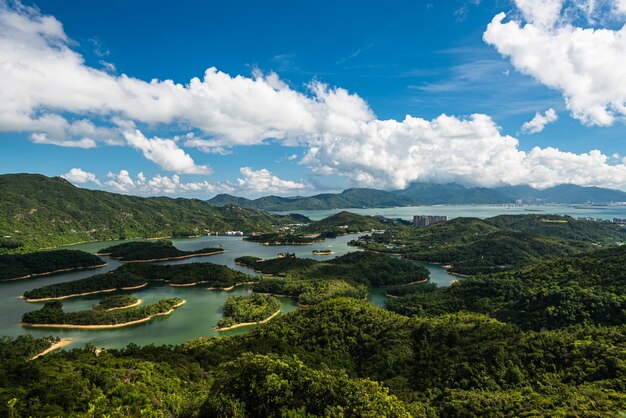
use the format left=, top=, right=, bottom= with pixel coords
left=0, top=233, right=457, bottom=349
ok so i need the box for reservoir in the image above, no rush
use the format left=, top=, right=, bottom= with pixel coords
left=0, top=233, right=456, bottom=350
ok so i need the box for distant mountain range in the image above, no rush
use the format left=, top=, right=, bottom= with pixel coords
left=209, top=182, right=626, bottom=210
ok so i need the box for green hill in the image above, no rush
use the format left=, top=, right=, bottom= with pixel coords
left=0, top=173, right=307, bottom=251
left=392, top=182, right=513, bottom=204
left=353, top=215, right=626, bottom=274
left=302, top=210, right=393, bottom=234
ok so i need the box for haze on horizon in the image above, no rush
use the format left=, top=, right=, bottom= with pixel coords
left=2, top=0, right=626, bottom=198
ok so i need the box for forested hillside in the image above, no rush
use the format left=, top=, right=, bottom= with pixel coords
left=0, top=174, right=307, bottom=252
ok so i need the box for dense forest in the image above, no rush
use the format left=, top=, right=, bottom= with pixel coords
left=353, top=214, right=626, bottom=274
left=243, top=233, right=322, bottom=245
left=386, top=245, right=626, bottom=330
left=0, top=249, right=106, bottom=281
left=23, top=262, right=253, bottom=300
left=216, top=294, right=281, bottom=328
left=22, top=298, right=184, bottom=326
left=0, top=174, right=309, bottom=251
left=95, top=295, right=140, bottom=310
left=2, top=297, right=626, bottom=416
left=254, top=277, right=368, bottom=305
left=97, top=240, right=223, bottom=261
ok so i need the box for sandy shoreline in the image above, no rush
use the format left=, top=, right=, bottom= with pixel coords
left=97, top=250, right=224, bottom=263
left=30, top=338, right=73, bottom=360
left=214, top=309, right=281, bottom=331
left=105, top=299, right=143, bottom=311
left=207, top=281, right=259, bottom=291
left=21, top=300, right=186, bottom=329
left=24, top=283, right=148, bottom=302
left=3, top=263, right=107, bottom=282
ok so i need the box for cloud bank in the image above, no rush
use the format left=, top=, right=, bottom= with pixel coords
left=4, top=1, right=626, bottom=193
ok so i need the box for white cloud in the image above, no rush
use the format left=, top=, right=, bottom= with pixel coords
left=103, top=169, right=232, bottom=195
left=484, top=2, right=626, bottom=126
left=122, top=129, right=211, bottom=174
left=237, top=167, right=306, bottom=194
left=61, top=168, right=101, bottom=185
left=521, top=108, right=558, bottom=134
left=287, top=153, right=298, bottom=160
left=3, top=1, right=626, bottom=192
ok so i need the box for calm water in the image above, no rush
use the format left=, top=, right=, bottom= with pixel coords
left=0, top=234, right=457, bottom=350
left=274, top=204, right=626, bottom=221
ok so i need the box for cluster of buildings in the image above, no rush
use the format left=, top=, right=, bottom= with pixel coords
left=577, top=217, right=626, bottom=225
left=413, top=215, right=448, bottom=227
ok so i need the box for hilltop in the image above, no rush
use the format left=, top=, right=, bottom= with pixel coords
left=0, top=174, right=307, bottom=252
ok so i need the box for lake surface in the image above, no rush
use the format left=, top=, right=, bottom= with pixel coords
left=0, top=234, right=456, bottom=350
left=274, top=204, right=626, bottom=221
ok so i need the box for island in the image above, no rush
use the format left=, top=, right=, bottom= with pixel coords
left=95, top=295, right=141, bottom=311
left=215, top=294, right=281, bottom=330
left=96, top=240, right=224, bottom=262
left=254, top=278, right=368, bottom=305
left=22, top=262, right=253, bottom=301
left=243, top=233, right=323, bottom=246
left=0, top=250, right=106, bottom=281
left=21, top=298, right=185, bottom=329
left=312, top=249, right=334, bottom=255
left=351, top=214, right=626, bottom=275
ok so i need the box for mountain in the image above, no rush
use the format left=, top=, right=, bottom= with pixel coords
left=209, top=188, right=414, bottom=211
left=496, top=184, right=626, bottom=204
left=392, top=182, right=513, bottom=204
left=0, top=174, right=308, bottom=252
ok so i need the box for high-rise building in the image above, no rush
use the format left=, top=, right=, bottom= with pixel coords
left=413, top=215, right=447, bottom=227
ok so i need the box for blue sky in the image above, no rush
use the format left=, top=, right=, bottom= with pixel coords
left=1, top=0, right=626, bottom=196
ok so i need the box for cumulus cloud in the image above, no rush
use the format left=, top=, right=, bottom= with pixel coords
left=3, top=1, right=626, bottom=192
left=237, top=167, right=306, bottom=194
left=61, top=168, right=101, bottom=185
left=122, top=129, right=211, bottom=175
left=103, top=169, right=233, bottom=195
left=521, top=108, right=558, bottom=134
left=484, top=1, right=626, bottom=126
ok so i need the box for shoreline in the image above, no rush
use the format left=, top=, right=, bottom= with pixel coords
left=207, top=281, right=259, bottom=291
left=21, top=300, right=186, bottom=329
left=30, top=338, right=73, bottom=360
left=24, top=283, right=148, bottom=302
left=214, top=309, right=281, bottom=331
left=2, top=263, right=107, bottom=282
left=105, top=299, right=143, bottom=311
left=96, top=250, right=224, bottom=263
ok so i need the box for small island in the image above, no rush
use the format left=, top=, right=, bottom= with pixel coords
left=96, top=240, right=224, bottom=262
left=253, top=278, right=368, bottom=305
left=215, top=294, right=281, bottom=330
left=244, top=233, right=323, bottom=246
left=312, top=249, right=335, bottom=255
left=95, top=295, right=141, bottom=311
left=23, top=262, right=253, bottom=301
left=22, top=298, right=185, bottom=329
left=0, top=250, right=106, bottom=281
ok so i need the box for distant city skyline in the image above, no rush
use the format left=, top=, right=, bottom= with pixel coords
left=1, top=0, right=626, bottom=197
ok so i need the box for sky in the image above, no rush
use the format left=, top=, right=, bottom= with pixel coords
left=1, top=0, right=626, bottom=197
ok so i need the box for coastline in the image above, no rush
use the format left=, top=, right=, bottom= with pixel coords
left=2, top=263, right=107, bottom=282
left=21, top=300, right=186, bottom=329
left=24, top=283, right=148, bottom=302
left=30, top=338, right=73, bottom=360
left=96, top=250, right=224, bottom=263
left=207, top=281, right=259, bottom=291
left=214, top=309, right=281, bottom=331
left=105, top=299, right=143, bottom=311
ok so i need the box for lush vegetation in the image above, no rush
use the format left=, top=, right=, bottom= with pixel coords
left=0, top=173, right=309, bottom=251
left=216, top=294, right=281, bottom=328
left=386, top=245, right=626, bottom=330
left=23, top=262, right=252, bottom=300
left=353, top=215, right=626, bottom=274
left=237, top=252, right=429, bottom=287
left=97, top=240, right=223, bottom=261
left=0, top=335, right=58, bottom=362
left=22, top=298, right=184, bottom=326
left=3, top=298, right=626, bottom=416
left=95, top=294, right=139, bottom=310
left=300, top=210, right=393, bottom=234
left=254, top=278, right=368, bottom=305
left=243, top=233, right=322, bottom=245
left=0, top=250, right=105, bottom=281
